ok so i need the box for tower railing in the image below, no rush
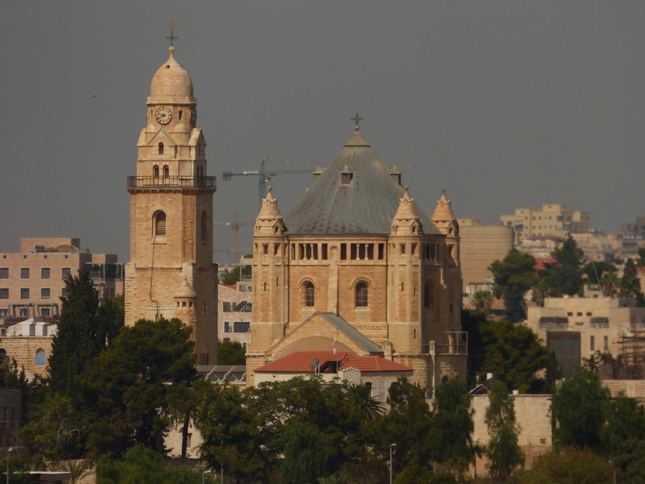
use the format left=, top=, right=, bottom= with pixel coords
left=127, top=175, right=216, bottom=189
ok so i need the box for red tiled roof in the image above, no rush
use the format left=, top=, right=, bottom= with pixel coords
left=534, top=258, right=555, bottom=270
left=255, top=351, right=412, bottom=373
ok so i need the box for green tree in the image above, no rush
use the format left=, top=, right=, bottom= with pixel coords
left=378, top=378, right=434, bottom=474
left=484, top=381, right=524, bottom=480
left=431, top=378, right=475, bottom=478
left=620, top=258, right=645, bottom=305
left=551, top=372, right=610, bottom=450
left=514, top=447, right=612, bottom=484
left=637, top=247, right=645, bottom=267
left=472, top=291, right=493, bottom=314
left=600, top=393, right=645, bottom=457
left=219, top=266, right=241, bottom=285
left=49, top=272, right=124, bottom=397
left=79, top=318, right=196, bottom=457
left=462, top=313, right=557, bottom=393
left=196, top=383, right=271, bottom=483
left=489, top=250, right=536, bottom=322
left=96, top=444, right=209, bottom=484
left=279, top=421, right=331, bottom=484
left=541, top=235, right=584, bottom=297
left=217, top=340, right=246, bottom=365
left=582, top=261, right=617, bottom=289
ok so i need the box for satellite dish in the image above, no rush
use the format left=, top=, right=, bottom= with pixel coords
left=309, top=358, right=320, bottom=369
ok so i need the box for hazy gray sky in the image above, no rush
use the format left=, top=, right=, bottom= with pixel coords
left=2, top=2, right=644, bottom=264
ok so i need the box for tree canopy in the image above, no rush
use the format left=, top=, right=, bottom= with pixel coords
left=78, top=318, right=196, bottom=457
left=489, top=250, right=536, bottom=322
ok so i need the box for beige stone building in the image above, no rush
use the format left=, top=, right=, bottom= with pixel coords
left=0, top=318, right=57, bottom=378
left=218, top=282, right=252, bottom=349
left=125, top=43, right=218, bottom=365
left=246, top=126, right=466, bottom=394
left=458, top=218, right=514, bottom=300
left=525, top=297, right=645, bottom=377
left=501, top=204, right=590, bottom=244
left=0, top=238, right=122, bottom=321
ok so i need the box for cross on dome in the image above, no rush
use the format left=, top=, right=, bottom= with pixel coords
left=351, top=112, right=363, bottom=132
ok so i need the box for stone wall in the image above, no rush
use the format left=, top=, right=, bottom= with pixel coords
left=0, top=336, right=53, bottom=378
left=471, top=393, right=552, bottom=476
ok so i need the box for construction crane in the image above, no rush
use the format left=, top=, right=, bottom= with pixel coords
left=223, top=158, right=313, bottom=209
left=213, top=213, right=251, bottom=264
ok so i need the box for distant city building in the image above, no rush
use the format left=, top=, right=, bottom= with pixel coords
left=458, top=217, right=514, bottom=300
left=0, top=238, right=122, bottom=321
left=218, top=282, right=252, bottom=349
left=125, top=43, right=218, bottom=365
left=525, top=297, right=645, bottom=378
left=501, top=204, right=590, bottom=244
left=617, top=215, right=645, bottom=260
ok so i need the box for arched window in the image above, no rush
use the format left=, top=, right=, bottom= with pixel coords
left=154, top=211, right=167, bottom=236
left=201, top=210, right=207, bottom=242
left=356, top=282, right=368, bottom=307
left=153, top=165, right=160, bottom=178
left=35, top=348, right=46, bottom=366
left=304, top=282, right=315, bottom=307
left=158, top=142, right=164, bottom=154
left=163, top=165, right=170, bottom=178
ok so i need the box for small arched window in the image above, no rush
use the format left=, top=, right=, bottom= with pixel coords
left=424, top=282, right=433, bottom=309
left=36, top=348, right=46, bottom=366
left=158, top=142, right=164, bottom=154
left=153, top=165, right=160, bottom=178
left=304, top=282, right=315, bottom=307
left=154, top=211, right=167, bottom=236
left=356, top=282, right=368, bottom=307
left=163, top=165, right=170, bottom=178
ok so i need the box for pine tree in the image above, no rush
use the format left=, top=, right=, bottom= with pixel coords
left=485, top=381, right=524, bottom=480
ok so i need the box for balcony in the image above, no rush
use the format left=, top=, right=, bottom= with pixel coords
left=127, top=176, right=216, bottom=190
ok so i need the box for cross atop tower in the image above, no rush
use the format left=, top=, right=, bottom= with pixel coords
left=166, top=21, right=178, bottom=46
left=351, top=112, right=363, bottom=131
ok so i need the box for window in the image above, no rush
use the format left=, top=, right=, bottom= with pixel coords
left=163, top=165, right=170, bottom=178
left=234, top=322, right=250, bottom=333
left=590, top=336, right=595, bottom=351
left=41, top=267, right=50, bottom=279
left=356, top=282, right=368, bottom=307
left=0, top=289, right=8, bottom=299
left=41, top=288, right=50, bottom=299
left=0, top=268, right=8, bottom=279
left=153, top=165, right=160, bottom=177
left=62, top=288, right=68, bottom=297
left=224, top=322, right=230, bottom=333
left=158, top=142, right=164, bottom=154
left=35, top=349, right=46, bottom=366
left=21, top=288, right=29, bottom=299
left=222, top=302, right=231, bottom=312
left=424, top=283, right=432, bottom=308
left=604, top=336, right=608, bottom=351
left=304, top=282, right=315, bottom=307
left=21, top=268, right=29, bottom=279
left=154, top=211, right=167, bottom=236
left=62, top=267, right=71, bottom=278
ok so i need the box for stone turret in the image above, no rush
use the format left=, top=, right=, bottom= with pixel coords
left=432, top=188, right=460, bottom=265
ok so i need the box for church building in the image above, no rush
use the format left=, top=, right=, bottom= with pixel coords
left=125, top=41, right=218, bottom=365
left=247, top=124, right=467, bottom=393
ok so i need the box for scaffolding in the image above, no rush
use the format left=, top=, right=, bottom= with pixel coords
left=615, top=331, right=645, bottom=379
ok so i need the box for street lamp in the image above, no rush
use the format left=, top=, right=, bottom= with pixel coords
left=389, top=443, right=396, bottom=484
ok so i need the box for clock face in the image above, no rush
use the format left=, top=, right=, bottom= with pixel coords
left=155, top=107, right=172, bottom=125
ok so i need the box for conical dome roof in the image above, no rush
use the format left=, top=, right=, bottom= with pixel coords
left=150, top=46, right=194, bottom=100
left=257, top=187, right=283, bottom=220
left=284, top=129, right=439, bottom=235
left=431, top=188, right=456, bottom=222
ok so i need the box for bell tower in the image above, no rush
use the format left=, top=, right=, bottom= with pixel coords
left=125, top=30, right=217, bottom=364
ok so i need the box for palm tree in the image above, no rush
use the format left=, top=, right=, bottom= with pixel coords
left=342, top=383, right=384, bottom=423
left=472, top=290, right=494, bottom=314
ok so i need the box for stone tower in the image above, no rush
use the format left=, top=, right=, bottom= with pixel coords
left=247, top=126, right=466, bottom=392
left=125, top=43, right=217, bottom=365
